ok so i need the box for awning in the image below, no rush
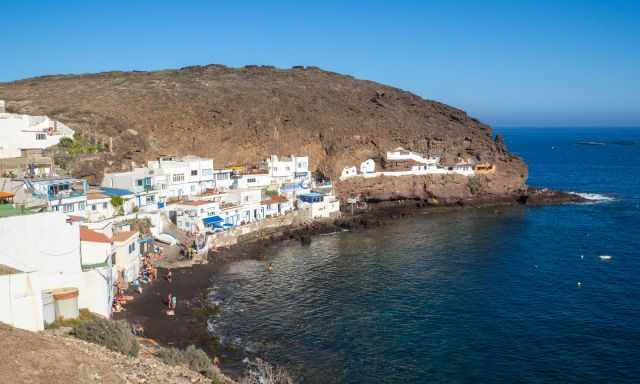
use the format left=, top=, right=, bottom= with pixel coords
left=202, top=215, right=224, bottom=226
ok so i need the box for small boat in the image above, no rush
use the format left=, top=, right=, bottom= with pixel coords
left=599, top=255, right=612, bottom=261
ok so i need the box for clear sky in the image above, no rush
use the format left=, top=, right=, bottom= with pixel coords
left=1, top=0, right=638, bottom=127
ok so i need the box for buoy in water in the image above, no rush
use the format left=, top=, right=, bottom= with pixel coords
left=577, top=282, right=582, bottom=287
left=599, top=255, right=612, bottom=261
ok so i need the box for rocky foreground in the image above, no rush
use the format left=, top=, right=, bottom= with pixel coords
left=0, top=323, right=233, bottom=384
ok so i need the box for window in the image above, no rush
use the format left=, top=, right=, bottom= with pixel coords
left=173, top=173, right=185, bottom=183
left=92, top=204, right=97, bottom=211
left=202, top=169, right=213, bottom=176
left=137, top=179, right=143, bottom=186
left=285, top=166, right=290, bottom=171
left=36, top=133, right=47, bottom=140
left=244, top=196, right=249, bottom=202
left=190, top=185, right=196, bottom=192
left=128, top=242, right=135, bottom=254
left=247, top=177, right=256, bottom=183
left=102, top=202, right=108, bottom=209
left=191, top=170, right=198, bottom=176
left=63, top=203, right=74, bottom=213
left=216, top=173, right=228, bottom=180
left=78, top=201, right=85, bottom=210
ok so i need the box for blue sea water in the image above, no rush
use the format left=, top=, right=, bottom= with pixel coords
left=210, top=128, right=640, bottom=383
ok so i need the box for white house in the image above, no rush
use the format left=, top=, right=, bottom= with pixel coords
left=340, top=166, right=358, bottom=180
left=261, top=195, right=292, bottom=217
left=385, top=147, right=439, bottom=165
left=0, top=213, right=112, bottom=331
left=85, top=190, right=114, bottom=222
left=172, top=200, right=221, bottom=233
left=266, top=155, right=310, bottom=186
left=102, top=167, right=158, bottom=193
left=26, top=177, right=89, bottom=215
left=147, top=156, right=215, bottom=198
left=111, top=230, right=141, bottom=284
left=221, top=188, right=265, bottom=224
left=212, top=169, right=234, bottom=190
left=80, top=226, right=114, bottom=267
left=0, top=109, right=74, bottom=159
left=450, top=161, right=475, bottom=176
left=296, top=192, right=341, bottom=219
left=360, top=159, right=376, bottom=174
left=232, top=170, right=272, bottom=189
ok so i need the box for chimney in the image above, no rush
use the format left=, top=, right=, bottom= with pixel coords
left=0, top=100, right=5, bottom=113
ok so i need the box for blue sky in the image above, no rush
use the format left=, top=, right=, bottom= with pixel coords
left=1, top=0, right=638, bottom=126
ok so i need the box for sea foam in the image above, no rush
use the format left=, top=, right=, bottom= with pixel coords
left=571, top=192, right=615, bottom=202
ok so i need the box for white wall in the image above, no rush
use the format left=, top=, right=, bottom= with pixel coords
left=0, top=213, right=112, bottom=331
left=234, top=173, right=272, bottom=189
left=86, top=198, right=114, bottom=222
left=81, top=240, right=113, bottom=266
left=0, top=212, right=81, bottom=273
left=0, top=272, right=44, bottom=331
left=360, top=159, right=375, bottom=174
left=0, top=113, right=74, bottom=159
left=113, top=235, right=140, bottom=283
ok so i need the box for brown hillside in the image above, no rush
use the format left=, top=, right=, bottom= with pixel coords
left=0, top=65, right=527, bottom=200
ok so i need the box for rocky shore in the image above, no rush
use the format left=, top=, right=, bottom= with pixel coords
left=115, top=187, right=586, bottom=380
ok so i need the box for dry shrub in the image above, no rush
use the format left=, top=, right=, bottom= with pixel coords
left=156, top=345, right=215, bottom=379
left=73, top=318, right=139, bottom=357
left=241, top=358, right=294, bottom=384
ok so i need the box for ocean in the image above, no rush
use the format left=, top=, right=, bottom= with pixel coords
left=208, top=127, right=640, bottom=383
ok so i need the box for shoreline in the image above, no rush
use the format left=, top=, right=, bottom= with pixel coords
left=115, top=188, right=587, bottom=378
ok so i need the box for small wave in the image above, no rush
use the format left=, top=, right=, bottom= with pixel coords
left=577, top=141, right=606, bottom=146
left=570, top=192, right=615, bottom=202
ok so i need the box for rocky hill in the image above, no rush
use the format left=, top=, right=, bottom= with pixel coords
left=0, top=323, right=228, bottom=384
left=0, top=65, right=527, bottom=202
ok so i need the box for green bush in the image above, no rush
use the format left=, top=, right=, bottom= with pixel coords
left=156, top=345, right=215, bottom=378
left=72, top=318, right=140, bottom=357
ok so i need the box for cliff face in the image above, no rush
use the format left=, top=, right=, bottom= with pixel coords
left=0, top=65, right=527, bottom=201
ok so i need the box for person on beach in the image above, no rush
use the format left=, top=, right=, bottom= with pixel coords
left=267, top=263, right=274, bottom=273
left=171, top=294, right=177, bottom=310
left=166, top=269, right=172, bottom=283
left=167, top=292, right=173, bottom=308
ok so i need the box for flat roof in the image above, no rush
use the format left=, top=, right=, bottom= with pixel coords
left=101, top=187, right=134, bottom=197
left=179, top=200, right=217, bottom=206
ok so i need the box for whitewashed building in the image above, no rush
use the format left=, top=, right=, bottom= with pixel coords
left=360, top=159, right=376, bottom=174
left=85, top=190, right=114, bottom=222
left=386, top=147, right=439, bottom=165
left=147, top=156, right=215, bottom=198
left=0, top=109, right=74, bottom=159
left=232, top=170, right=272, bottom=189
left=26, top=177, right=89, bottom=215
left=266, top=155, right=311, bottom=186
left=340, top=166, right=358, bottom=180
left=111, top=230, right=141, bottom=284
left=172, top=200, right=221, bottom=233
left=296, top=192, right=341, bottom=219
left=212, top=169, right=234, bottom=190
left=0, top=213, right=112, bottom=331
